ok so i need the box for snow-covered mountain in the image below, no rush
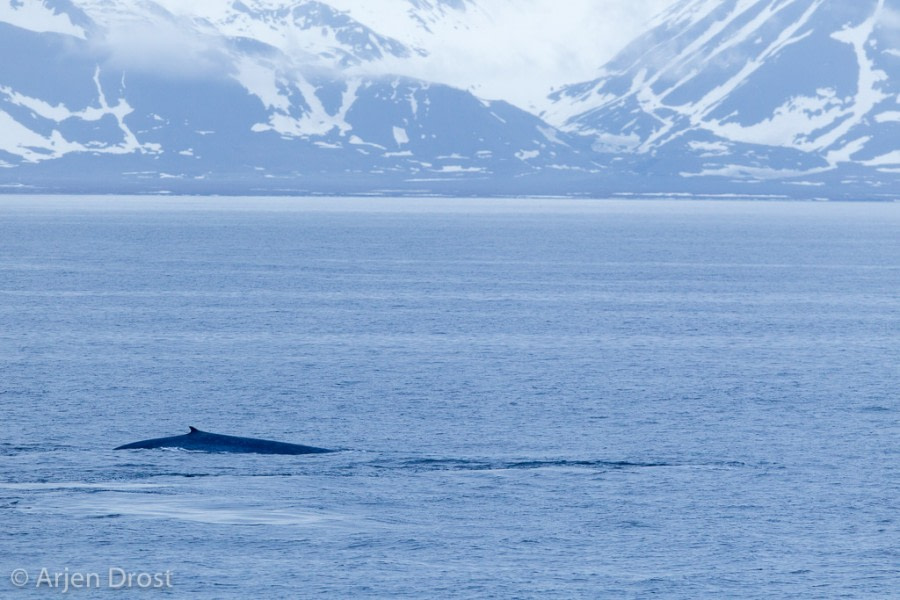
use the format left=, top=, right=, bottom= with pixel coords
left=0, top=0, right=594, bottom=194
left=1, top=0, right=899, bottom=197
left=546, top=0, right=900, bottom=191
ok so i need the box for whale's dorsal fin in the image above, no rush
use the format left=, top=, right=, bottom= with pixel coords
left=189, top=426, right=200, bottom=434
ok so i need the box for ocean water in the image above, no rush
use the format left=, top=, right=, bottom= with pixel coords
left=0, top=196, right=897, bottom=598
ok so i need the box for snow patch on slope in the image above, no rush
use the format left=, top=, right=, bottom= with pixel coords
left=0, top=67, right=157, bottom=162
left=392, top=126, right=409, bottom=145
left=0, top=0, right=86, bottom=39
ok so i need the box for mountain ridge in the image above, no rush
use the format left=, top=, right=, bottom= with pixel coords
left=546, top=0, right=900, bottom=186
left=1, top=0, right=898, bottom=198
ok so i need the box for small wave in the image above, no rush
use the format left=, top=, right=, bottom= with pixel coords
left=391, top=458, right=673, bottom=472
left=0, top=443, right=73, bottom=456
left=508, top=459, right=671, bottom=470
left=121, top=471, right=218, bottom=480
left=0, top=481, right=160, bottom=491
left=72, top=496, right=345, bottom=527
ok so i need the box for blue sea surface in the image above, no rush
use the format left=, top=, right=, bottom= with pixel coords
left=1, top=196, right=898, bottom=598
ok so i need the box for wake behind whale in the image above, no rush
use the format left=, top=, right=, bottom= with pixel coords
left=114, top=427, right=333, bottom=455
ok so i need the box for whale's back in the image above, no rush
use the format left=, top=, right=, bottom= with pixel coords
left=115, top=427, right=333, bottom=455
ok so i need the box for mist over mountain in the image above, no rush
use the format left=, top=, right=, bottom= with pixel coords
left=1, top=0, right=898, bottom=198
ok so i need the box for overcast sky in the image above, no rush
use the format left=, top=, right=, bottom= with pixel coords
left=472, top=0, right=678, bottom=108
left=319, top=0, right=679, bottom=110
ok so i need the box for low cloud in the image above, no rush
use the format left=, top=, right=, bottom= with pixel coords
left=877, top=5, right=900, bottom=44
left=77, top=0, right=676, bottom=103
left=89, top=11, right=233, bottom=79
left=340, top=0, right=678, bottom=110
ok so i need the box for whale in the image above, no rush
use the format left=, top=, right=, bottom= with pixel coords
left=114, top=427, right=333, bottom=455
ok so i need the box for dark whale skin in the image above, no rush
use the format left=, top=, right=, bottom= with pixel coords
left=115, top=427, right=333, bottom=455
